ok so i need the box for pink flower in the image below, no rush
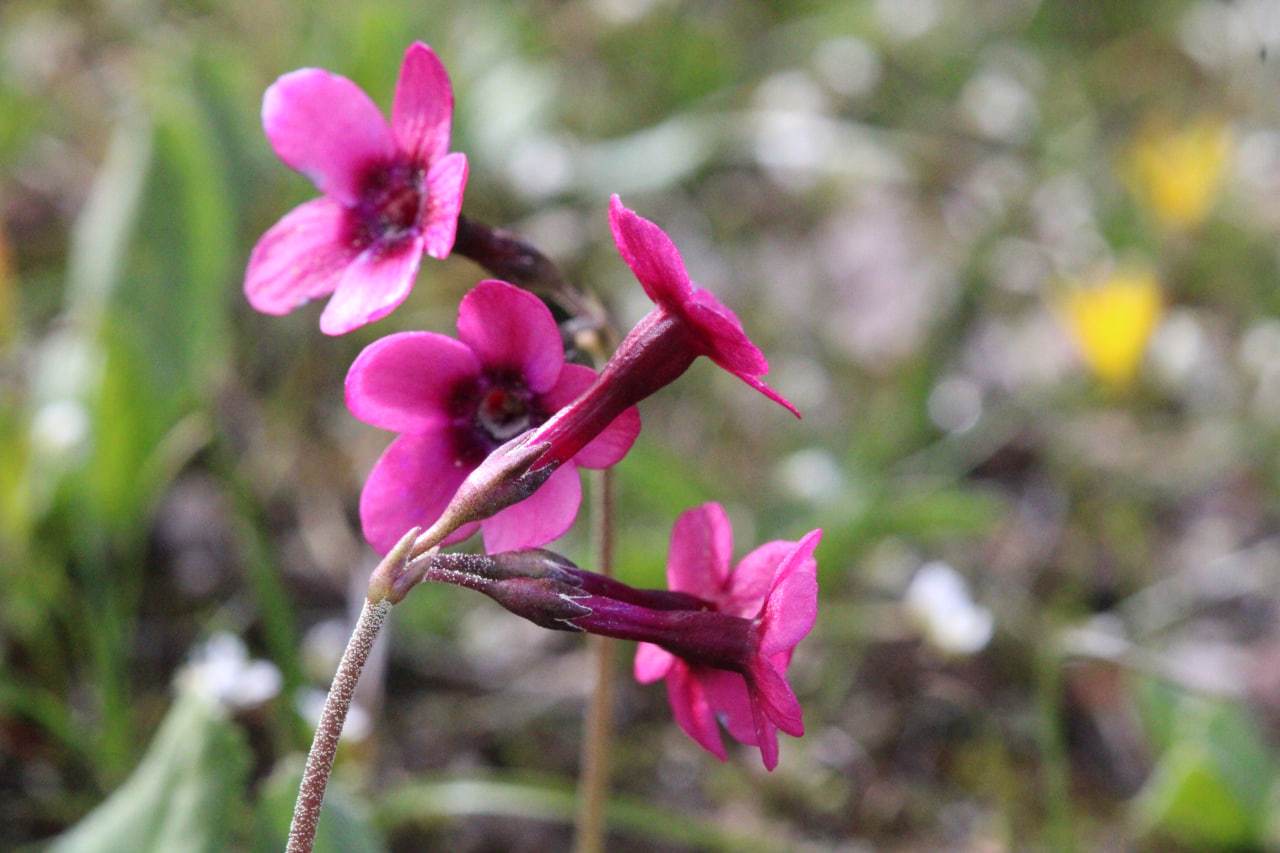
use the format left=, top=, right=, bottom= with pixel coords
left=441, top=504, right=820, bottom=770
left=346, top=279, right=640, bottom=554
left=634, top=503, right=820, bottom=770
left=527, top=196, right=798, bottom=469
left=243, top=42, right=468, bottom=335
left=420, top=507, right=821, bottom=770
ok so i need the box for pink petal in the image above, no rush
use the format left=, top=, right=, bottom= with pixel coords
left=699, top=667, right=758, bottom=746
left=684, top=299, right=800, bottom=418
left=359, top=430, right=470, bottom=555
left=633, top=642, right=676, bottom=683
left=479, top=462, right=582, bottom=552
left=420, top=152, right=468, bottom=258
left=243, top=198, right=356, bottom=314
left=758, top=571, right=818, bottom=657
left=345, top=331, right=482, bottom=433
left=391, top=42, right=454, bottom=166
left=666, top=663, right=726, bottom=760
left=318, top=236, right=425, bottom=335
left=264, top=68, right=396, bottom=207
left=456, top=280, right=564, bottom=393
left=542, top=364, right=641, bottom=469
left=572, top=405, right=640, bottom=469
left=667, top=502, right=734, bottom=597
left=609, top=195, right=693, bottom=306
left=725, top=541, right=796, bottom=618
left=746, top=658, right=804, bottom=738
left=756, top=530, right=821, bottom=657
left=685, top=295, right=769, bottom=375
left=730, top=372, right=800, bottom=418
left=748, top=694, right=781, bottom=771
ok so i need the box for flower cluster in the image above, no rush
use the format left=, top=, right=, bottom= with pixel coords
left=246, top=42, right=818, bottom=769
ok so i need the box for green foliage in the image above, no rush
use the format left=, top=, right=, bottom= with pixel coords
left=4, top=0, right=1280, bottom=850
left=46, top=689, right=253, bottom=853
left=1133, top=694, right=1278, bottom=849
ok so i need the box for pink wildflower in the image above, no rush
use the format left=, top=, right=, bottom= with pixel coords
left=423, top=511, right=820, bottom=770
left=244, top=42, right=468, bottom=335
left=346, top=279, right=639, bottom=554
left=526, top=196, right=798, bottom=469
left=431, top=502, right=820, bottom=770
left=633, top=503, right=820, bottom=770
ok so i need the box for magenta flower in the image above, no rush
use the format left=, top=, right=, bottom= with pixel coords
left=346, top=279, right=640, bottom=554
left=526, top=196, right=799, bottom=470
left=633, top=503, right=820, bottom=770
left=243, top=42, right=468, bottom=335
left=425, top=502, right=821, bottom=770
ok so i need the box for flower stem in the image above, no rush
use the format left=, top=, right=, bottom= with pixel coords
left=286, top=528, right=424, bottom=853
left=453, top=213, right=614, bottom=360
left=286, top=596, right=390, bottom=853
left=573, top=467, right=616, bottom=853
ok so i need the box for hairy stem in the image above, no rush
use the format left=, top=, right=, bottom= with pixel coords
left=286, top=529, right=423, bottom=853
left=286, top=596, right=390, bottom=853
left=573, top=467, right=616, bottom=853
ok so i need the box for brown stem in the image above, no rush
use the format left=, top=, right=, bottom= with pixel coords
left=573, top=467, right=616, bottom=853
left=287, top=529, right=423, bottom=853
left=285, top=596, right=391, bottom=853
left=452, top=213, right=615, bottom=361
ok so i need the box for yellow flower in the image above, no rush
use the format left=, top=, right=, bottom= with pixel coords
left=1124, top=117, right=1232, bottom=231
left=1059, top=269, right=1163, bottom=387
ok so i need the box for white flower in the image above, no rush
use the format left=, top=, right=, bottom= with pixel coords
left=903, top=562, right=994, bottom=656
left=177, top=632, right=282, bottom=711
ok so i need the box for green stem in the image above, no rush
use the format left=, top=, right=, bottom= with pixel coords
left=573, top=467, right=616, bottom=853
left=1036, top=622, right=1075, bottom=853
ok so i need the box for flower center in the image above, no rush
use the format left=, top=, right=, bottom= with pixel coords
left=476, top=387, right=534, bottom=443
left=358, top=162, right=424, bottom=243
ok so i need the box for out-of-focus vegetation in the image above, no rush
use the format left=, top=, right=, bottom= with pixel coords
left=6, top=0, right=1280, bottom=850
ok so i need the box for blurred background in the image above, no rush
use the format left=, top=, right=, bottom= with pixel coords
left=5, top=0, right=1280, bottom=850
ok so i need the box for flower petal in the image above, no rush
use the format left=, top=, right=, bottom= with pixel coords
left=345, top=331, right=481, bottom=433
left=634, top=642, right=677, bottom=683
left=699, top=667, right=758, bottom=746
left=243, top=198, right=356, bottom=315
left=392, top=42, right=454, bottom=166
left=685, top=298, right=800, bottom=417
left=748, top=692, right=781, bottom=771
left=456, top=280, right=564, bottom=392
left=479, top=462, right=582, bottom=552
left=421, top=152, right=468, bottom=259
left=609, top=195, right=693, bottom=306
left=264, top=68, right=396, bottom=207
left=319, top=236, right=425, bottom=335
left=665, top=662, right=726, bottom=760
left=756, top=530, right=821, bottom=657
left=684, top=293, right=768, bottom=375
left=359, top=430, right=470, bottom=555
left=746, top=658, right=804, bottom=739
left=667, top=502, right=734, bottom=597
left=725, top=540, right=796, bottom=618
left=542, top=364, right=641, bottom=469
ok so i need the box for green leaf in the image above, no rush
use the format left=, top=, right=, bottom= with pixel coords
left=1132, top=697, right=1276, bottom=848
left=47, top=688, right=252, bottom=853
